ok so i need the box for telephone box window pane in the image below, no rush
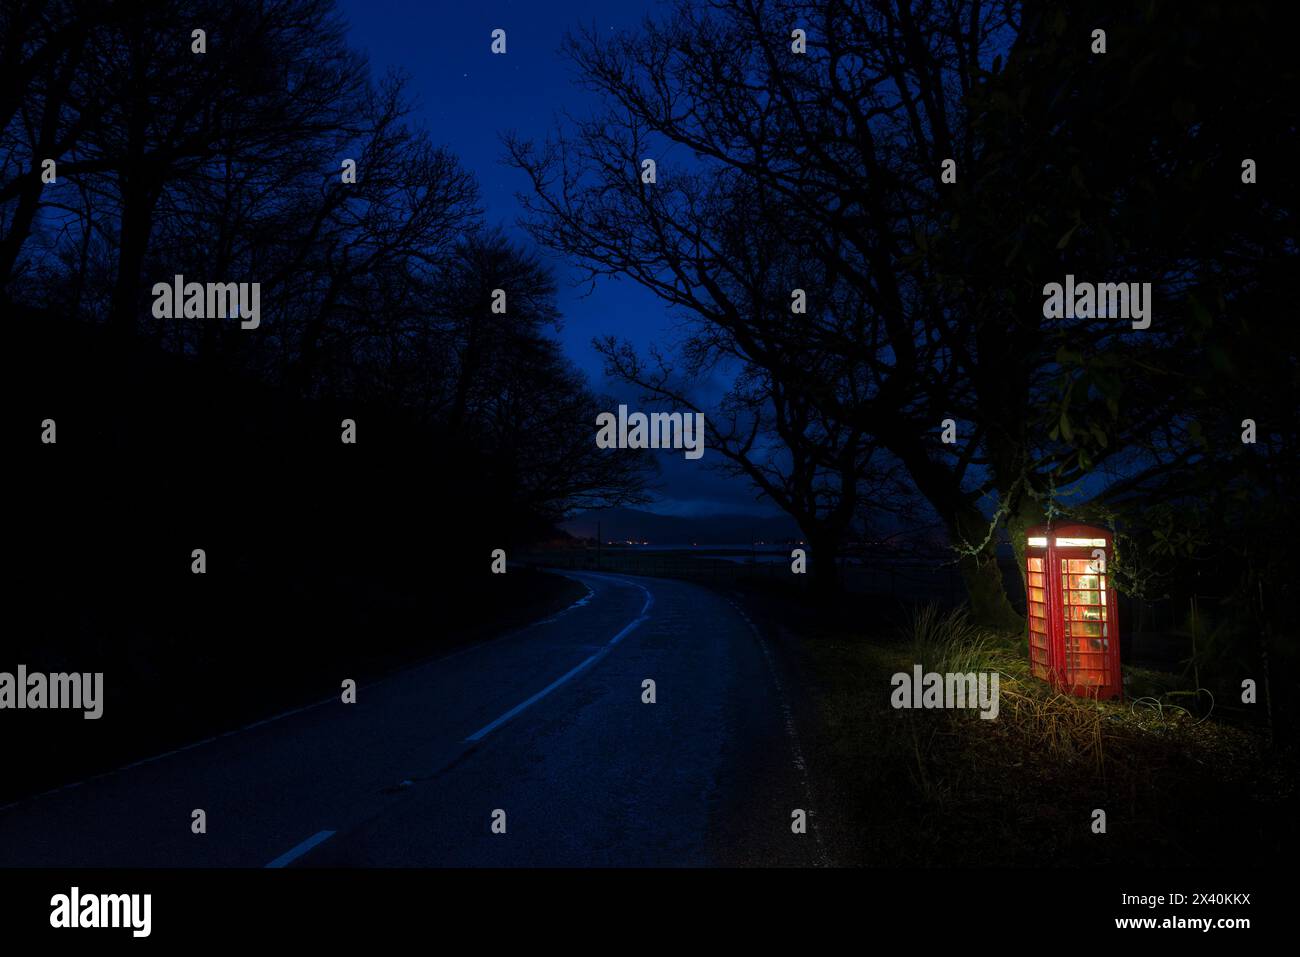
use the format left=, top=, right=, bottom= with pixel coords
left=1027, top=557, right=1044, bottom=572
left=1068, top=605, right=1106, bottom=621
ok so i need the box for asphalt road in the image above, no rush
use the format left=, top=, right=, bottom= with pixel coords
left=0, top=571, right=825, bottom=867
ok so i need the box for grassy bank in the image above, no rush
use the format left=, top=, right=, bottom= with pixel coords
left=735, top=582, right=1296, bottom=867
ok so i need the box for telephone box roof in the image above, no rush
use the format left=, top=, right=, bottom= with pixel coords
left=1025, top=523, right=1112, bottom=542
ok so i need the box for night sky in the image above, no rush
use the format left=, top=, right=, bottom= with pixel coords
left=338, top=0, right=782, bottom=518
left=338, top=0, right=664, bottom=381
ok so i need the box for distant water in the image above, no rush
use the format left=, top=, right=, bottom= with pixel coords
left=598, top=542, right=800, bottom=563
left=593, top=542, right=968, bottom=569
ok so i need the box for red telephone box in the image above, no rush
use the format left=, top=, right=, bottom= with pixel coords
left=1025, top=523, right=1122, bottom=699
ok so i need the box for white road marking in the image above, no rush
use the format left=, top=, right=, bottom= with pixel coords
left=534, top=582, right=595, bottom=624
left=464, top=575, right=654, bottom=743
left=730, top=597, right=830, bottom=866
left=265, top=829, right=336, bottom=868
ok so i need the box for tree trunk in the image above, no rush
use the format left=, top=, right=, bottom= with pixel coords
left=109, top=45, right=156, bottom=338
left=0, top=173, right=43, bottom=292
left=110, top=175, right=158, bottom=336
left=802, top=525, right=844, bottom=601
left=887, top=433, right=1021, bottom=630
left=1003, top=495, right=1041, bottom=629
left=0, top=31, right=83, bottom=290
left=951, top=500, right=1023, bottom=633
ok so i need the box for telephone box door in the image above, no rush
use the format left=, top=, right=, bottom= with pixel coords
left=1054, top=542, right=1121, bottom=699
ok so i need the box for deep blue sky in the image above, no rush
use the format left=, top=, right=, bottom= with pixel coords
left=337, top=0, right=784, bottom=518
left=338, top=0, right=666, bottom=381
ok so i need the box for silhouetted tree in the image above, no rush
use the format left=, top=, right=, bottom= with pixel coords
left=508, top=0, right=1004, bottom=605
left=510, top=0, right=1297, bottom=626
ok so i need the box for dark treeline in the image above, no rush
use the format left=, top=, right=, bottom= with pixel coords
left=1, top=0, right=649, bottom=797
left=3, top=0, right=648, bottom=532
left=508, top=0, right=1299, bottom=698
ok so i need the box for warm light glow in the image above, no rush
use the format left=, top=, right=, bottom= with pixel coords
left=1056, top=537, right=1107, bottom=547
left=1027, top=536, right=1047, bottom=548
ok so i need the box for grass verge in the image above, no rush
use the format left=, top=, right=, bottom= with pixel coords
left=737, top=585, right=1296, bottom=867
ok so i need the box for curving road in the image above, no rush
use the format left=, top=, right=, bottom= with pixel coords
left=0, top=571, right=824, bottom=867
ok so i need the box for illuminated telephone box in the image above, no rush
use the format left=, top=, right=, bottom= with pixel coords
left=1025, top=524, right=1122, bottom=699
